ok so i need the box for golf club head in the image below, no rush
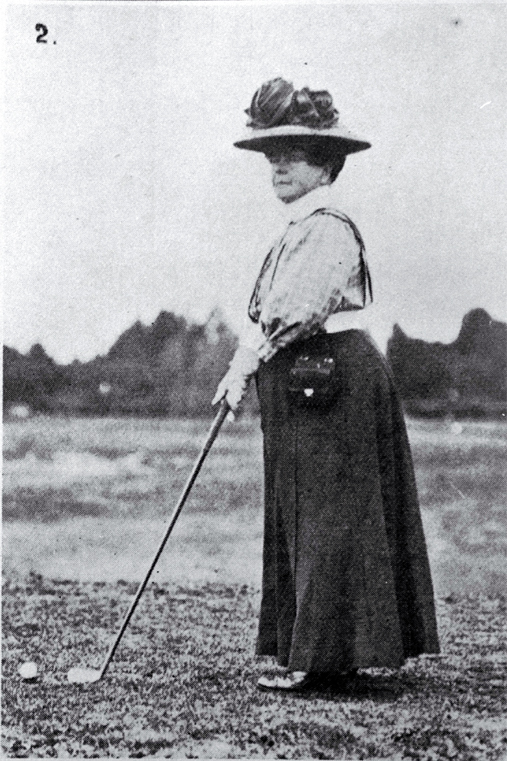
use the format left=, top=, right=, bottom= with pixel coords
left=67, top=667, right=102, bottom=684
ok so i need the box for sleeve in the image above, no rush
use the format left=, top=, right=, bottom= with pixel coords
left=251, top=212, right=364, bottom=362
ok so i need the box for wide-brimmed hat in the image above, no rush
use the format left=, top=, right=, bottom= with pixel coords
left=234, top=77, right=371, bottom=155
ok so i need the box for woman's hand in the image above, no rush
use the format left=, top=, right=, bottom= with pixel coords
left=212, top=371, right=249, bottom=420
left=212, top=347, right=260, bottom=420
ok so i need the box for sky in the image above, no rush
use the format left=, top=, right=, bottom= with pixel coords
left=4, top=1, right=506, bottom=363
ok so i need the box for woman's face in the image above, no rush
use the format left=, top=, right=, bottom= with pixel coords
left=265, top=146, right=331, bottom=204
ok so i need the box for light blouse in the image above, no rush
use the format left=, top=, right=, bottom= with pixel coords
left=243, top=185, right=373, bottom=362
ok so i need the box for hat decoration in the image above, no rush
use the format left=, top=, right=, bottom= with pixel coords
left=246, top=78, right=339, bottom=130
left=235, top=77, right=371, bottom=155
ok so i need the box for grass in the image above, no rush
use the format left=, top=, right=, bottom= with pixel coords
left=3, top=416, right=506, bottom=597
left=2, top=415, right=507, bottom=758
left=2, top=576, right=506, bottom=759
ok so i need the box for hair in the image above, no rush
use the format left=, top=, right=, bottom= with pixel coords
left=298, top=141, right=346, bottom=183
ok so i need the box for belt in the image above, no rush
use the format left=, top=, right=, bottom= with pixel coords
left=324, top=310, right=370, bottom=334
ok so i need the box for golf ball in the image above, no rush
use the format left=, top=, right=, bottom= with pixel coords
left=18, top=661, right=38, bottom=680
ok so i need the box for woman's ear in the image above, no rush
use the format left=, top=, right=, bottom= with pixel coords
left=320, top=165, right=333, bottom=186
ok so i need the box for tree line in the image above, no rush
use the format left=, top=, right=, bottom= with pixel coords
left=4, top=308, right=506, bottom=419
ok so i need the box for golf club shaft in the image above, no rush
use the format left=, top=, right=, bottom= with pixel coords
left=98, top=399, right=230, bottom=679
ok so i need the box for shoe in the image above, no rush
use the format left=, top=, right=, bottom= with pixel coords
left=257, top=671, right=316, bottom=691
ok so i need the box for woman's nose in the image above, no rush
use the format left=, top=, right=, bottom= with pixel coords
left=273, top=159, right=290, bottom=173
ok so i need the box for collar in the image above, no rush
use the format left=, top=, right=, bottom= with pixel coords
left=278, top=184, right=336, bottom=224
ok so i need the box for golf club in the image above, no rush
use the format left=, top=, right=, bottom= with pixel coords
left=68, top=398, right=230, bottom=684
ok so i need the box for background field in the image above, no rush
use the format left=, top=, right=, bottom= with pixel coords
left=3, top=416, right=507, bottom=596
left=3, top=416, right=507, bottom=758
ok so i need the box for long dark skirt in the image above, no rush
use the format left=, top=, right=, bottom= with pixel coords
left=256, top=330, right=439, bottom=673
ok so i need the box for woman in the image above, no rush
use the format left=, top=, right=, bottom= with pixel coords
left=213, top=78, right=439, bottom=691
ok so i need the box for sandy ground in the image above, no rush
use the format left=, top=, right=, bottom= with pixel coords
left=3, top=509, right=265, bottom=587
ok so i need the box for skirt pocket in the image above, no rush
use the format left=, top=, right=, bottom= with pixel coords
left=287, top=352, right=339, bottom=409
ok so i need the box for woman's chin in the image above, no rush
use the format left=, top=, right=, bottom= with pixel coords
left=274, top=188, right=300, bottom=204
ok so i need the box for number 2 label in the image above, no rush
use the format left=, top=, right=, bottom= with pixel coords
left=35, top=23, right=48, bottom=43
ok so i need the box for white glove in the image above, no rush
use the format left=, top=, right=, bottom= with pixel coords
left=212, top=346, right=260, bottom=419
